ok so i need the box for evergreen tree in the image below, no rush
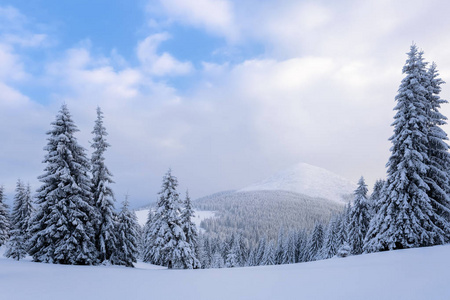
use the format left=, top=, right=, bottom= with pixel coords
left=321, top=215, right=340, bottom=259
left=225, top=236, right=240, bottom=268
left=369, top=179, right=385, bottom=216
left=348, top=177, right=371, bottom=255
left=211, top=251, right=225, bottom=268
left=142, top=209, right=154, bottom=262
left=275, top=226, right=285, bottom=264
left=113, top=197, right=139, bottom=267
left=28, top=104, right=98, bottom=265
left=180, top=190, right=201, bottom=269
left=260, top=240, right=275, bottom=265
left=281, top=231, right=296, bottom=264
left=295, top=230, right=308, bottom=263
left=146, top=169, right=194, bottom=268
left=306, top=222, right=324, bottom=261
left=199, top=234, right=212, bottom=268
left=425, top=62, right=450, bottom=233
left=255, top=237, right=266, bottom=266
left=5, top=180, right=34, bottom=260
left=338, top=203, right=351, bottom=249
left=365, top=45, right=448, bottom=252
left=337, top=242, right=351, bottom=258
left=0, top=186, right=10, bottom=247
left=246, top=247, right=256, bottom=266
left=91, top=107, right=117, bottom=263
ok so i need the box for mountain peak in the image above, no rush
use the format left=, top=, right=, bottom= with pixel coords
left=239, top=162, right=356, bottom=203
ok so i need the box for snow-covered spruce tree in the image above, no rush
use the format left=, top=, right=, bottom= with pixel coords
left=211, top=251, right=225, bottom=268
left=0, top=186, right=10, bottom=247
left=337, top=242, right=351, bottom=258
left=305, top=222, right=324, bottom=261
left=281, top=231, right=296, bottom=264
left=246, top=247, right=256, bottom=266
left=142, top=209, right=154, bottom=262
left=225, top=236, right=240, bottom=268
left=425, top=62, right=450, bottom=231
left=260, top=240, right=275, bottom=265
left=181, top=190, right=201, bottom=269
left=369, top=179, right=385, bottom=216
left=113, top=197, right=139, bottom=267
left=254, top=237, right=266, bottom=266
left=200, top=235, right=212, bottom=268
left=365, top=45, right=448, bottom=252
left=295, top=230, right=308, bottom=263
left=146, top=169, right=195, bottom=269
left=5, top=180, right=34, bottom=260
left=348, top=177, right=371, bottom=255
left=321, top=215, right=340, bottom=259
left=91, top=107, right=117, bottom=263
left=275, top=226, right=285, bottom=264
left=28, top=104, right=98, bottom=265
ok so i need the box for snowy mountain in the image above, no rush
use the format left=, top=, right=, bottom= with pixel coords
left=2, top=244, right=449, bottom=300
left=239, top=162, right=356, bottom=203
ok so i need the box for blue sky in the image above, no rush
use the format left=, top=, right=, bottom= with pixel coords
left=1, top=0, right=450, bottom=207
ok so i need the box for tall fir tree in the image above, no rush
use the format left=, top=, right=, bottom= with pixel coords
left=275, top=227, right=285, bottom=265
left=28, top=104, right=98, bottom=265
left=306, top=222, right=324, bottom=261
left=180, top=190, right=201, bottom=269
left=365, top=45, right=448, bottom=252
left=91, top=107, right=117, bottom=263
left=425, top=62, right=450, bottom=233
left=369, top=179, right=385, bottom=216
left=211, top=251, right=225, bottom=268
left=321, top=215, right=340, bottom=259
left=348, top=177, right=371, bottom=255
left=146, top=169, right=195, bottom=268
left=142, top=209, right=154, bottom=262
left=0, top=186, right=10, bottom=247
left=113, top=197, right=139, bottom=267
left=225, top=236, right=240, bottom=268
left=260, top=240, right=275, bottom=265
left=295, top=230, right=308, bottom=263
left=255, top=237, right=266, bottom=265
left=5, top=180, right=34, bottom=260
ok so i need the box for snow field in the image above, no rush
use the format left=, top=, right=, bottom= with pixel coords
left=1, top=244, right=449, bottom=300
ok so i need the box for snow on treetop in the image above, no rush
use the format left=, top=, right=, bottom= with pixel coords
left=239, top=162, right=356, bottom=204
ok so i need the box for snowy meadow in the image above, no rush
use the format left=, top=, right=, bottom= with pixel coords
left=1, top=244, right=449, bottom=300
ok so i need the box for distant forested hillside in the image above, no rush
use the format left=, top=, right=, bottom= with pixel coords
left=194, top=190, right=344, bottom=243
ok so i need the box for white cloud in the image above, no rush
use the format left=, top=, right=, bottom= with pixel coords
left=137, top=33, right=193, bottom=76
left=152, top=0, right=239, bottom=42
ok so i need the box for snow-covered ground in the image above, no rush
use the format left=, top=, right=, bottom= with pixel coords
left=134, top=208, right=215, bottom=231
left=239, top=162, right=356, bottom=203
left=1, top=244, right=449, bottom=300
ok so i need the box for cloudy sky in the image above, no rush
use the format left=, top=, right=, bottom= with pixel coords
left=1, top=0, right=450, bottom=207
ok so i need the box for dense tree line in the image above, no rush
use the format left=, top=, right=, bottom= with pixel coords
left=195, top=190, right=343, bottom=244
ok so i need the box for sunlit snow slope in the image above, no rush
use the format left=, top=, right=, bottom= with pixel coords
left=2, top=245, right=449, bottom=300
left=239, top=162, right=356, bottom=203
